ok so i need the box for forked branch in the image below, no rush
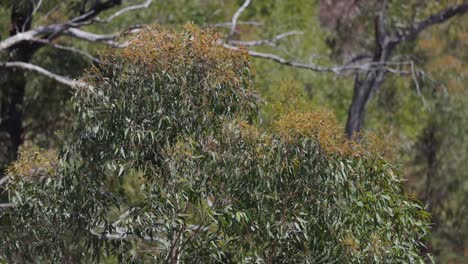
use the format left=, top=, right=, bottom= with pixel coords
left=393, top=3, right=468, bottom=44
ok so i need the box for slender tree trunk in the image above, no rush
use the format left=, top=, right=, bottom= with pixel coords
left=346, top=74, right=369, bottom=137
left=345, top=69, right=389, bottom=137
left=416, top=122, right=439, bottom=258
left=423, top=123, right=437, bottom=205
left=0, top=1, right=35, bottom=178
left=345, top=11, right=395, bottom=138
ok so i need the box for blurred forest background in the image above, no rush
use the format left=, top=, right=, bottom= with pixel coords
left=0, top=0, right=467, bottom=262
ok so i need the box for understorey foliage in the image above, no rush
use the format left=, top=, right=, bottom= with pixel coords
left=0, top=25, right=429, bottom=263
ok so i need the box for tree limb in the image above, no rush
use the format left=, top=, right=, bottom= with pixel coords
left=62, top=28, right=119, bottom=45
left=228, top=0, right=251, bottom=39
left=0, top=61, right=92, bottom=90
left=241, top=47, right=340, bottom=73
left=0, top=25, right=58, bottom=51
left=71, top=0, right=123, bottom=24
left=94, top=0, right=153, bottom=23
left=31, top=39, right=107, bottom=65
left=0, top=0, right=150, bottom=51
left=224, top=43, right=414, bottom=75
left=375, top=0, right=389, bottom=47
left=393, top=3, right=468, bottom=43
left=209, top=21, right=264, bottom=28
left=219, top=1, right=467, bottom=78
left=0, top=176, right=8, bottom=186
left=22, top=0, right=44, bottom=32
left=0, top=203, right=13, bottom=209
left=228, top=31, right=303, bottom=47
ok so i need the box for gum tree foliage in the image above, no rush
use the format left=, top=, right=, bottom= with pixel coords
left=0, top=26, right=429, bottom=263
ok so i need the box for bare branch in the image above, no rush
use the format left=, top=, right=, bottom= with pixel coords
left=0, top=176, right=8, bottom=186
left=22, top=0, right=44, bottom=32
left=59, top=25, right=143, bottom=46
left=0, top=61, right=92, bottom=90
left=229, top=0, right=252, bottom=39
left=71, top=0, right=123, bottom=24
left=375, top=0, right=389, bottom=46
left=0, top=25, right=134, bottom=52
left=410, top=61, right=427, bottom=107
left=0, top=203, right=13, bottom=209
left=33, top=0, right=45, bottom=16
left=209, top=21, right=264, bottom=28
left=0, top=25, right=110, bottom=51
left=0, top=25, right=57, bottom=51
left=94, top=0, right=153, bottom=23
left=224, top=42, right=417, bottom=75
left=228, top=31, right=303, bottom=47
left=62, top=28, right=119, bottom=45
left=62, top=26, right=142, bottom=47
left=90, top=228, right=169, bottom=247
left=31, top=39, right=106, bottom=64
left=224, top=42, right=339, bottom=73
left=394, top=3, right=468, bottom=43
left=0, top=0, right=149, bottom=51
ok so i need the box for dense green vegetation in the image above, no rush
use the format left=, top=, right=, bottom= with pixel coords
left=0, top=0, right=467, bottom=262
left=1, top=26, right=429, bottom=262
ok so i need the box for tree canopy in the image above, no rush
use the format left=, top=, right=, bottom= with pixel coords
left=1, top=26, right=430, bottom=263
left=1, top=0, right=467, bottom=262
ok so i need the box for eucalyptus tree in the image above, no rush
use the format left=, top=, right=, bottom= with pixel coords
left=0, top=26, right=430, bottom=263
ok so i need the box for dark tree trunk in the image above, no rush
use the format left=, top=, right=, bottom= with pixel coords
left=423, top=124, right=437, bottom=204
left=346, top=73, right=371, bottom=137
left=345, top=69, right=387, bottom=138
left=0, top=1, right=35, bottom=177
left=416, top=122, right=440, bottom=258
left=345, top=11, right=395, bottom=138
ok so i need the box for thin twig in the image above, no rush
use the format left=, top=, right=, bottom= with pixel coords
left=209, top=21, right=263, bottom=28
left=229, top=0, right=252, bottom=39
left=94, top=0, right=153, bottom=23
left=30, top=39, right=107, bottom=65
left=22, top=0, right=44, bottom=32
left=411, top=61, right=427, bottom=107
left=224, top=42, right=415, bottom=75
left=228, top=30, right=303, bottom=47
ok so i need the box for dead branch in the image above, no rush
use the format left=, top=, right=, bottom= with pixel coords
left=30, top=39, right=107, bottom=64
left=228, top=31, right=303, bottom=47
left=0, top=61, right=93, bottom=90
left=209, top=21, right=264, bottom=28
left=228, top=0, right=251, bottom=39
left=393, top=3, right=468, bottom=44
left=0, top=176, right=8, bottom=186
left=94, top=0, right=154, bottom=23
